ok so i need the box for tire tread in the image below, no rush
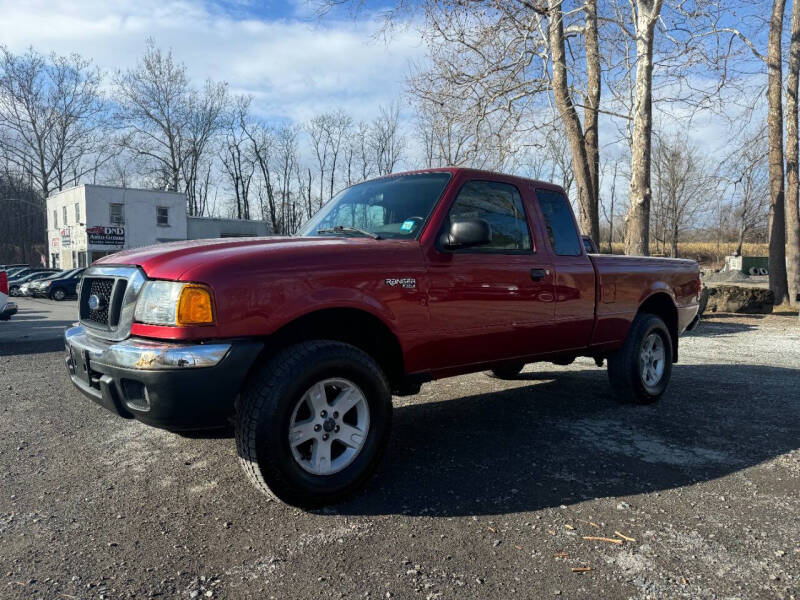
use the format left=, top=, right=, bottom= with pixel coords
left=235, top=340, right=390, bottom=505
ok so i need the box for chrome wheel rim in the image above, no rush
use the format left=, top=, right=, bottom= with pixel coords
left=288, top=378, right=370, bottom=476
left=640, top=332, right=666, bottom=388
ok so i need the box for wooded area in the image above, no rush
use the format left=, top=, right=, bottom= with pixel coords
left=1, top=0, right=799, bottom=306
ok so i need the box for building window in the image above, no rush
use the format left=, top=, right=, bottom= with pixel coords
left=62, top=205, right=68, bottom=225
left=53, top=209, right=57, bottom=228
left=109, top=203, right=124, bottom=225
left=74, top=203, right=80, bottom=223
left=156, top=206, right=169, bottom=226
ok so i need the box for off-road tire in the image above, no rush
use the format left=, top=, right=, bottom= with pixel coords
left=235, top=340, right=392, bottom=507
left=607, top=313, right=673, bottom=404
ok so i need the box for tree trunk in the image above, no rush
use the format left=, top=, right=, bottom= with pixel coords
left=768, top=0, right=790, bottom=305
left=786, top=0, right=800, bottom=306
left=671, top=225, right=679, bottom=258
left=736, top=225, right=746, bottom=257
left=548, top=0, right=596, bottom=240
left=624, top=0, right=663, bottom=257
left=584, top=0, right=601, bottom=244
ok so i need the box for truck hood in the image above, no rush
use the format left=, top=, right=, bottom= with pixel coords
left=95, top=236, right=421, bottom=281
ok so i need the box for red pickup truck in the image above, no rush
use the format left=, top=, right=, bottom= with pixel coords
left=64, top=168, right=700, bottom=506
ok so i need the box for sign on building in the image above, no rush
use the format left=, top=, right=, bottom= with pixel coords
left=87, top=226, right=125, bottom=246
left=60, top=228, right=71, bottom=248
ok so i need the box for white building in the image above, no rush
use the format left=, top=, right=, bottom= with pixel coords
left=46, top=185, right=270, bottom=269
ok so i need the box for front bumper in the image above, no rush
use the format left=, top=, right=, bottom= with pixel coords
left=64, top=325, right=263, bottom=430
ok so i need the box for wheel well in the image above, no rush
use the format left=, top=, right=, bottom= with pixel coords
left=257, top=308, right=405, bottom=390
left=638, top=293, right=679, bottom=362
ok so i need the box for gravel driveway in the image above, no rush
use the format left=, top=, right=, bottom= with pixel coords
left=1, top=305, right=798, bottom=599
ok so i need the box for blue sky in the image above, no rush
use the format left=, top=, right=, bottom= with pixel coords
left=0, top=0, right=423, bottom=124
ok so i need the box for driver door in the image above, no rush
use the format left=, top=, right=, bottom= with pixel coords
left=424, top=179, right=555, bottom=370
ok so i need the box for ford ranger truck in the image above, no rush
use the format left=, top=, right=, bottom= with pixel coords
left=64, top=168, right=701, bottom=507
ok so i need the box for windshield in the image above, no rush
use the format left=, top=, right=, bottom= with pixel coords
left=298, top=172, right=452, bottom=239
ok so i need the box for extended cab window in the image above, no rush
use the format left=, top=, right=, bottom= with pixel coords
left=445, top=180, right=531, bottom=252
left=536, top=189, right=582, bottom=256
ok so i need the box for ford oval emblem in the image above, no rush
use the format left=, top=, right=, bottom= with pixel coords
left=88, top=294, right=104, bottom=310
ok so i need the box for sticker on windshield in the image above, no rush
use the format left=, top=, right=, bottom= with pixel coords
left=400, top=220, right=415, bottom=232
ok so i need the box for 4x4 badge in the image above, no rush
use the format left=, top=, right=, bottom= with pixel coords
left=385, top=278, right=416, bottom=289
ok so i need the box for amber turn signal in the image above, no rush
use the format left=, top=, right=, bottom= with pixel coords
left=176, top=285, right=215, bottom=326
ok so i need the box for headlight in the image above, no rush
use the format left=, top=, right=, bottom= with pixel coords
left=134, top=281, right=215, bottom=326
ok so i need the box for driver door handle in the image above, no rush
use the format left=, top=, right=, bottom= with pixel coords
left=530, top=268, right=549, bottom=281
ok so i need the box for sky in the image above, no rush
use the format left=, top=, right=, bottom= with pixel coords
left=0, top=0, right=423, bottom=124
left=0, top=0, right=773, bottom=222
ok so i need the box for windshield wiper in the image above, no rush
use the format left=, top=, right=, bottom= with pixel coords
left=317, top=225, right=381, bottom=240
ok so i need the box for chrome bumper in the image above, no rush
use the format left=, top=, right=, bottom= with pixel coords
left=64, top=325, right=231, bottom=370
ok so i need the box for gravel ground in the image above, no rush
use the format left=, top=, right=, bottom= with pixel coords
left=1, top=303, right=799, bottom=599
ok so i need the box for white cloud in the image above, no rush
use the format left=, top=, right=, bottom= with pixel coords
left=0, top=0, right=426, bottom=123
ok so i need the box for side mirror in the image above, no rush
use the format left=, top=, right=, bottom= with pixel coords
left=440, top=219, right=492, bottom=250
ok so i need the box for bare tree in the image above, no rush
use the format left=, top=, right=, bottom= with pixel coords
left=786, top=0, right=800, bottom=305
left=114, top=41, right=227, bottom=215
left=547, top=0, right=600, bottom=242
left=221, top=97, right=254, bottom=220
left=622, top=0, right=663, bottom=256
left=766, top=0, right=789, bottom=304
left=600, top=156, right=625, bottom=252
left=650, top=133, right=716, bottom=257
left=370, top=102, right=405, bottom=176
left=307, top=113, right=332, bottom=210
left=274, top=125, right=300, bottom=231
left=182, top=80, right=228, bottom=216
left=0, top=46, right=109, bottom=198
left=114, top=42, right=188, bottom=192
left=721, top=128, right=770, bottom=256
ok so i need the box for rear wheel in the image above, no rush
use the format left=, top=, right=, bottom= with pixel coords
left=607, top=313, right=673, bottom=404
left=489, top=362, right=525, bottom=379
left=236, top=340, right=392, bottom=507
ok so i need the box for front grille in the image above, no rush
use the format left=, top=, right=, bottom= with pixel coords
left=78, top=266, right=144, bottom=341
left=84, top=278, right=114, bottom=325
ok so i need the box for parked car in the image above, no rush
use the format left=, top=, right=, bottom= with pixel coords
left=4, top=266, right=34, bottom=279
left=33, top=268, right=84, bottom=300
left=0, top=271, right=17, bottom=320
left=8, top=270, right=60, bottom=295
left=26, top=270, right=73, bottom=297
left=0, top=264, right=28, bottom=272
left=64, top=167, right=701, bottom=507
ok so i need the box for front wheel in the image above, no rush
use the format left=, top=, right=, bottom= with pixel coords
left=607, top=313, right=673, bottom=404
left=236, top=340, right=392, bottom=507
left=51, top=288, right=66, bottom=301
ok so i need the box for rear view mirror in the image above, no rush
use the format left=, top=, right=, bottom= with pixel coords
left=440, top=219, right=492, bottom=250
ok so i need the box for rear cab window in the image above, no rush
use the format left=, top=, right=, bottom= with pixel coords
left=535, top=189, right=582, bottom=256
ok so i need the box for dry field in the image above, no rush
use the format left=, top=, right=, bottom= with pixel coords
left=606, top=242, right=768, bottom=265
